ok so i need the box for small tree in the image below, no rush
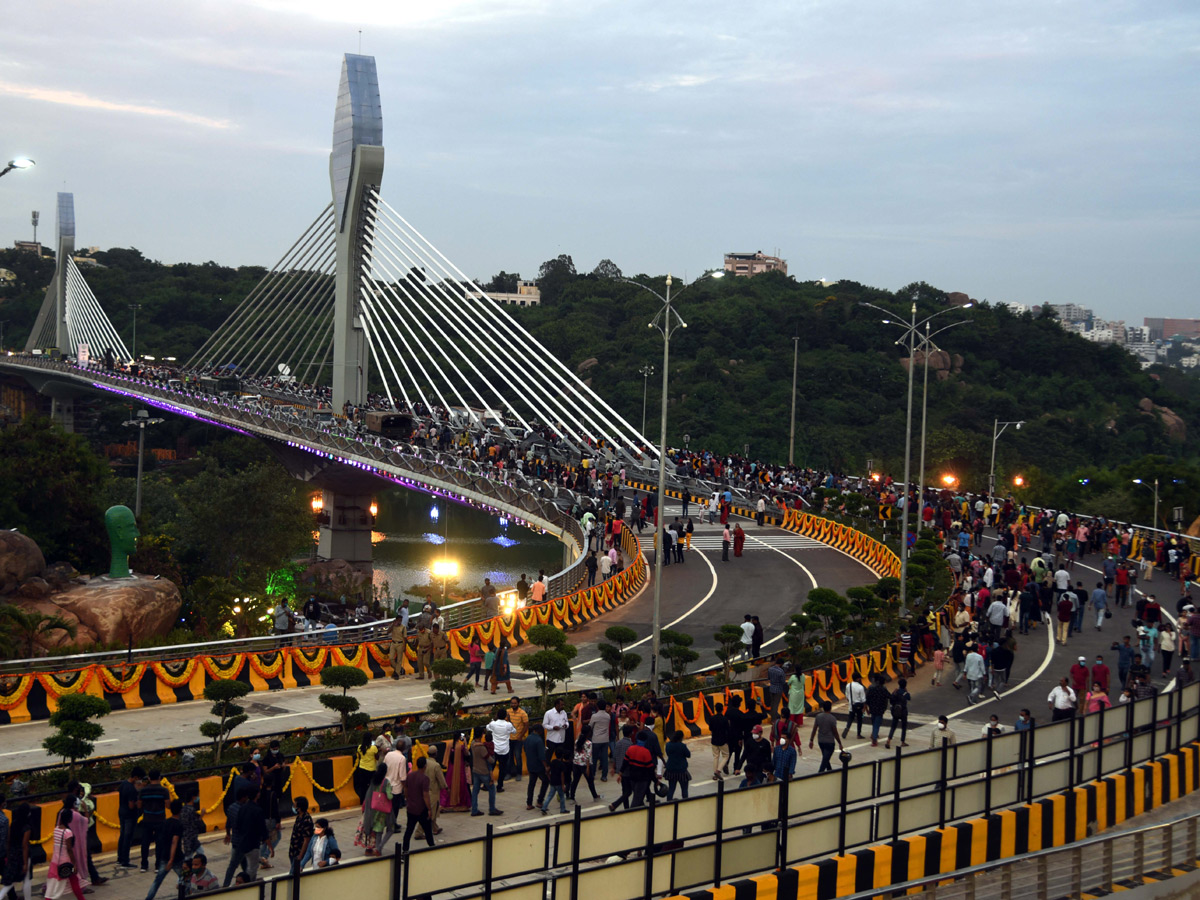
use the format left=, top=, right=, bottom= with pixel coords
left=597, top=625, right=641, bottom=692
left=429, top=657, right=474, bottom=719
left=318, top=665, right=370, bottom=734
left=199, top=679, right=252, bottom=762
left=519, top=624, right=577, bottom=704
left=845, top=587, right=882, bottom=637
left=42, top=693, right=109, bottom=776
left=803, top=588, right=851, bottom=657
left=659, top=629, right=699, bottom=685
left=714, top=624, right=748, bottom=680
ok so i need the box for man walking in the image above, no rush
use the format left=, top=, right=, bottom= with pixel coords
left=739, top=615, right=755, bottom=659
left=388, top=613, right=408, bottom=679
left=469, top=735, right=502, bottom=817
left=842, top=673, right=866, bottom=739
left=766, top=660, right=786, bottom=717
left=963, top=644, right=986, bottom=705
left=222, top=787, right=266, bottom=886
left=401, top=758, right=436, bottom=853
left=508, top=697, right=530, bottom=782
left=865, top=675, right=890, bottom=746
left=543, top=698, right=570, bottom=759
left=709, top=702, right=731, bottom=779
left=523, top=725, right=549, bottom=810
left=414, top=624, right=432, bottom=679
left=808, top=701, right=843, bottom=773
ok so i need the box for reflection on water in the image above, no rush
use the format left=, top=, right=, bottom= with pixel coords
left=370, top=488, right=563, bottom=598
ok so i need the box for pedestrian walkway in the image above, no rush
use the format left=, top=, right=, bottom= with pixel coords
left=636, top=533, right=827, bottom=552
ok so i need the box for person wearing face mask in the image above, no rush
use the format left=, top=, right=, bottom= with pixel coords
left=741, top=725, right=772, bottom=786
left=1014, top=709, right=1034, bottom=731
left=929, top=715, right=957, bottom=748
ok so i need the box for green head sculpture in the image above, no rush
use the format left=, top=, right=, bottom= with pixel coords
left=104, top=505, right=139, bottom=579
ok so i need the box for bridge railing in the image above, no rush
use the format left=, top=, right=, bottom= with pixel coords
left=115, top=678, right=1195, bottom=900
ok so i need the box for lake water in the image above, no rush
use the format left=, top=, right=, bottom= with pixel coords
left=370, top=487, right=565, bottom=602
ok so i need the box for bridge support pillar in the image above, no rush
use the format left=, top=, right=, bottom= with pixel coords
left=316, top=489, right=374, bottom=572
left=50, top=397, right=75, bottom=433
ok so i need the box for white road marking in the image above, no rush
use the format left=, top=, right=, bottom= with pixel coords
left=0, top=738, right=117, bottom=758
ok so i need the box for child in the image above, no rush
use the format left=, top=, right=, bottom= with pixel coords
left=932, top=642, right=946, bottom=686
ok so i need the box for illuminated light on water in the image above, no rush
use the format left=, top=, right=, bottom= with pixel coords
left=430, top=504, right=440, bottom=522
left=423, top=533, right=446, bottom=545
left=491, top=536, right=519, bottom=548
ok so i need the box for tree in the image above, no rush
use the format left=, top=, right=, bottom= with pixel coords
left=659, top=629, right=699, bottom=685
left=0, top=418, right=109, bottom=570
left=199, top=679, right=252, bottom=762
left=486, top=271, right=520, bottom=293
left=591, top=259, right=623, bottom=279
left=535, top=254, right=577, bottom=304
left=0, top=605, right=76, bottom=658
left=714, top=624, right=748, bottom=680
left=519, top=624, right=578, bottom=703
left=318, top=665, right=370, bottom=734
left=784, top=612, right=821, bottom=664
left=42, top=693, right=110, bottom=776
left=597, top=625, right=641, bottom=692
left=844, top=587, right=882, bottom=636
left=428, top=657, right=474, bottom=719
left=802, top=588, right=851, bottom=657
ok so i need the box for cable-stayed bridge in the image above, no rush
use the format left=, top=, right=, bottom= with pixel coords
left=0, top=54, right=689, bottom=579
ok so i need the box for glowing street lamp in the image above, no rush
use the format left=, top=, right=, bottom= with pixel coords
left=941, top=474, right=958, bottom=488
left=0, top=158, right=35, bottom=179
left=1013, top=475, right=1025, bottom=488
left=432, top=558, right=459, bottom=597
left=311, top=495, right=324, bottom=514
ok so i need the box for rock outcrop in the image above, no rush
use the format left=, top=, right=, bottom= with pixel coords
left=49, top=577, right=182, bottom=646
left=1138, top=398, right=1187, bottom=442
left=899, top=349, right=965, bottom=382
left=0, top=531, right=46, bottom=595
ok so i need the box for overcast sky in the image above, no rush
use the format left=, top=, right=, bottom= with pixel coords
left=2, top=0, right=1197, bottom=320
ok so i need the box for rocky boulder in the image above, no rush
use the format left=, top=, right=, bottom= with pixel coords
left=51, top=576, right=182, bottom=646
left=0, top=530, right=45, bottom=595
left=900, top=349, right=965, bottom=382
left=1138, top=398, right=1187, bottom=442
left=302, top=559, right=372, bottom=593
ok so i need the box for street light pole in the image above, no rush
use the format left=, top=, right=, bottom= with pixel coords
left=0, top=158, right=35, bottom=179
left=128, top=303, right=143, bottom=362
left=624, top=271, right=722, bottom=693
left=638, top=364, right=654, bottom=436
left=916, top=321, right=930, bottom=531
left=789, top=335, right=800, bottom=466
left=898, top=302, right=917, bottom=612
left=1133, top=478, right=1160, bottom=528
left=989, top=419, right=1024, bottom=498
left=122, top=409, right=164, bottom=518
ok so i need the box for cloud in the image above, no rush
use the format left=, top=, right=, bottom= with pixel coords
left=0, top=80, right=234, bottom=130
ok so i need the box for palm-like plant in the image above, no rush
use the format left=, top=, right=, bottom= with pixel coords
left=0, top=605, right=77, bottom=658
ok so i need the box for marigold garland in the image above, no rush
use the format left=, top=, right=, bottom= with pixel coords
left=98, top=664, right=147, bottom=694
left=248, top=651, right=285, bottom=681
left=150, top=659, right=199, bottom=688
left=0, top=675, right=33, bottom=712
left=291, top=647, right=327, bottom=677
left=37, top=668, right=94, bottom=700
left=201, top=654, right=245, bottom=681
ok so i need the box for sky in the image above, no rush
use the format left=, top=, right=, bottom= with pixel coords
left=1, top=0, right=1198, bottom=320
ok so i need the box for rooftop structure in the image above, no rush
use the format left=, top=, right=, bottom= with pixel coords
left=723, top=251, right=787, bottom=277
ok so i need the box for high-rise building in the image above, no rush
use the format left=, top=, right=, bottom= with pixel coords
left=1144, top=318, right=1200, bottom=342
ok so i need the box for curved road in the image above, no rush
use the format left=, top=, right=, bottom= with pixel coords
left=0, top=499, right=877, bottom=765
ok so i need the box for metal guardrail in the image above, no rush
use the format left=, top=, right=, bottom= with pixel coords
left=836, top=806, right=1200, bottom=900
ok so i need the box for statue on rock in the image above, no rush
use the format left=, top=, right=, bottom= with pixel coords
left=104, top=505, right=139, bottom=579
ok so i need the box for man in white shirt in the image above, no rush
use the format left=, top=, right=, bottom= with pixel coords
left=1053, top=567, right=1071, bottom=600
left=740, top=615, right=755, bottom=659
left=842, top=673, right=867, bottom=739
left=542, top=698, right=570, bottom=759
left=599, top=553, right=613, bottom=580
left=382, top=741, right=408, bottom=821
left=486, top=710, right=518, bottom=791
left=1048, top=678, right=1077, bottom=721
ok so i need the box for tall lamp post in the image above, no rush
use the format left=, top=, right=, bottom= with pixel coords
left=989, top=419, right=1024, bottom=497
left=788, top=335, right=800, bottom=465
left=1132, top=478, right=1160, bottom=529
left=860, top=299, right=971, bottom=612
left=913, top=319, right=969, bottom=530
left=638, top=364, right=655, bottom=436
left=623, top=270, right=723, bottom=692
left=128, top=304, right=143, bottom=362
left=122, top=409, right=164, bottom=517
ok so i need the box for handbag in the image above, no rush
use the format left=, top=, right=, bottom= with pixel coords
left=1105, top=610, right=1113, bottom=619
left=370, top=787, right=391, bottom=812
left=55, top=832, right=75, bottom=879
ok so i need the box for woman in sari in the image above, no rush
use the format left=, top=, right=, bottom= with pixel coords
left=354, top=763, right=392, bottom=856
left=440, top=734, right=471, bottom=811
left=733, top=525, right=746, bottom=558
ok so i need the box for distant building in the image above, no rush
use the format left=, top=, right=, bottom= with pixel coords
left=473, top=280, right=541, bottom=307
left=13, top=240, right=41, bottom=255
left=1045, top=303, right=1092, bottom=323
left=1145, top=318, right=1200, bottom=342
left=723, top=251, right=787, bottom=277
